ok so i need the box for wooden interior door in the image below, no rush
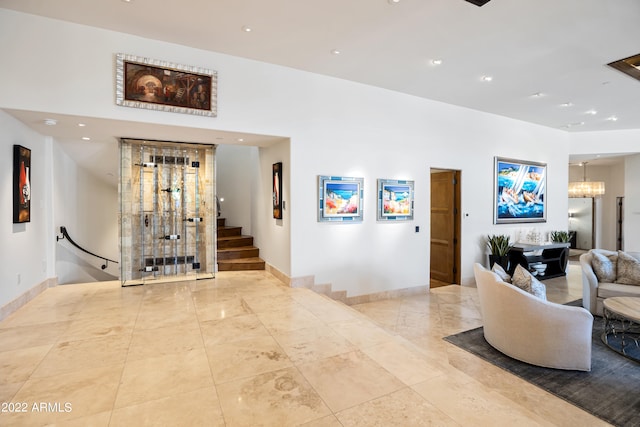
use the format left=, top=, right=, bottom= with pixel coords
left=430, top=170, right=460, bottom=288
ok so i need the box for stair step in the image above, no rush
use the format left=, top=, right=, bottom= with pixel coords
left=217, top=246, right=259, bottom=260
left=217, top=226, right=242, bottom=238
left=218, top=257, right=265, bottom=271
left=217, top=235, right=254, bottom=249
left=215, top=219, right=263, bottom=271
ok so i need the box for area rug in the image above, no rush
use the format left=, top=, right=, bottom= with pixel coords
left=444, top=303, right=640, bottom=427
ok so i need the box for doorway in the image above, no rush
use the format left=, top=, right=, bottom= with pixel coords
left=430, top=169, right=461, bottom=288
left=119, top=139, right=217, bottom=286
left=568, top=197, right=594, bottom=250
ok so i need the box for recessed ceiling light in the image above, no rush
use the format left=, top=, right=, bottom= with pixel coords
left=237, top=138, right=244, bottom=142
left=431, top=59, right=442, bottom=66
left=530, top=92, right=544, bottom=98
left=481, top=75, right=493, bottom=82
left=78, top=123, right=86, bottom=127
left=331, top=49, right=341, bottom=55
left=606, top=116, right=618, bottom=122
left=121, top=0, right=133, bottom=3
left=563, top=122, right=585, bottom=128
left=585, top=109, right=598, bottom=115
left=82, top=137, right=90, bottom=141
left=561, top=122, right=585, bottom=129
left=242, top=26, right=252, bottom=32
left=388, top=0, right=401, bottom=4
left=44, top=119, right=57, bottom=126
left=559, top=102, right=573, bottom=107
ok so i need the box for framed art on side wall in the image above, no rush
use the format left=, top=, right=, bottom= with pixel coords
left=494, top=157, right=546, bottom=224
left=318, top=176, right=364, bottom=222
left=377, top=179, right=414, bottom=221
left=273, top=162, right=283, bottom=219
left=13, top=145, right=31, bottom=223
left=116, top=53, right=217, bottom=117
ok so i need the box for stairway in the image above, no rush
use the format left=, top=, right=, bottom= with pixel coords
left=217, top=218, right=266, bottom=271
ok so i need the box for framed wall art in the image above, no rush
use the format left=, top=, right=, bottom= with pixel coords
left=273, top=162, right=283, bottom=219
left=318, top=176, right=364, bottom=222
left=377, top=179, right=414, bottom=221
left=116, top=53, right=217, bottom=117
left=13, top=145, right=31, bottom=223
left=494, top=157, right=546, bottom=224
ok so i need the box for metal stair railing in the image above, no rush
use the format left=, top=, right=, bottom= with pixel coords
left=56, top=226, right=118, bottom=270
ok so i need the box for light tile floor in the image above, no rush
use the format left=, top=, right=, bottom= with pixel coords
left=0, top=263, right=609, bottom=426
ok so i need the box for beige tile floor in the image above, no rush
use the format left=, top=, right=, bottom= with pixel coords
left=0, top=263, right=609, bottom=426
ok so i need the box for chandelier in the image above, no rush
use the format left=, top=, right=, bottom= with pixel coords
left=568, top=162, right=605, bottom=198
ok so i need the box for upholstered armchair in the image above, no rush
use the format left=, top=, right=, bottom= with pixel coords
left=474, top=263, right=593, bottom=371
left=580, top=249, right=640, bottom=316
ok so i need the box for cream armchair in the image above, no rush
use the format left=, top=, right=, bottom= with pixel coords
left=580, top=249, right=640, bottom=316
left=473, top=263, right=593, bottom=371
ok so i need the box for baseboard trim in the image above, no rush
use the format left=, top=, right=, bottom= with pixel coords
left=265, top=263, right=429, bottom=306
left=265, top=263, right=291, bottom=286
left=0, top=277, right=57, bottom=322
left=344, top=285, right=429, bottom=306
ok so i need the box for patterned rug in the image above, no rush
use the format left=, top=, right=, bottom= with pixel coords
left=444, top=306, right=640, bottom=427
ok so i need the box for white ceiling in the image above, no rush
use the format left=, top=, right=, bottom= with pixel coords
left=1, top=0, right=639, bottom=184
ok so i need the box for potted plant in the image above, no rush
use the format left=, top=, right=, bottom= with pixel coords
left=486, top=234, right=512, bottom=270
left=550, top=230, right=574, bottom=243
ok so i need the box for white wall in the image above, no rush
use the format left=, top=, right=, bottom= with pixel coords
left=568, top=129, right=640, bottom=156
left=286, top=84, right=571, bottom=291
left=216, top=141, right=291, bottom=276
left=255, top=140, right=291, bottom=275
left=215, top=145, right=258, bottom=234
left=568, top=163, right=624, bottom=251
left=569, top=130, right=640, bottom=251
left=52, top=141, right=119, bottom=283
left=568, top=198, right=594, bottom=249
left=0, top=111, right=54, bottom=308
left=624, top=154, right=640, bottom=252
left=1, top=10, right=632, bottom=298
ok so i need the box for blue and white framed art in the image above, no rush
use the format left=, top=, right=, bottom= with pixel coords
left=377, top=179, right=414, bottom=221
left=494, top=157, right=546, bottom=224
left=318, top=175, right=364, bottom=222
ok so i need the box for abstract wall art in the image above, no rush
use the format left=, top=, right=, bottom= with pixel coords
left=318, top=175, right=364, bottom=222
left=377, top=179, right=414, bottom=221
left=494, top=157, right=546, bottom=224
left=13, top=145, right=31, bottom=223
